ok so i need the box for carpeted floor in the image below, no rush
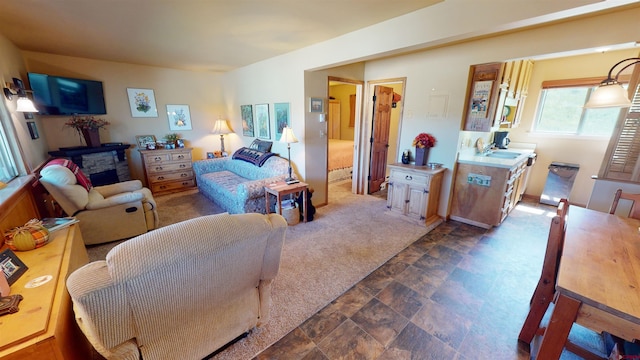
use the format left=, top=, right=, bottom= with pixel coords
left=86, top=180, right=430, bottom=359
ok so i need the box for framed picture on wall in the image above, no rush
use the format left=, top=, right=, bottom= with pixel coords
left=27, top=121, right=39, bottom=139
left=166, top=104, right=193, bottom=131
left=127, top=88, right=158, bottom=117
left=274, top=102, right=290, bottom=140
left=241, top=104, right=254, bottom=137
left=255, top=103, right=271, bottom=139
left=309, top=97, right=324, bottom=113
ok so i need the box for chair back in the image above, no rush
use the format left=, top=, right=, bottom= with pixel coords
left=610, top=189, right=640, bottom=219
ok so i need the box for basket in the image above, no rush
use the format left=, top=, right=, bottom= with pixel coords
left=281, top=206, right=300, bottom=226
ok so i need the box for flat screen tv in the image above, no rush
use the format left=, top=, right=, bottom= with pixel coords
left=27, top=73, right=107, bottom=115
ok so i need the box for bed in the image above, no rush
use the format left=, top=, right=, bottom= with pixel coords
left=328, top=139, right=354, bottom=183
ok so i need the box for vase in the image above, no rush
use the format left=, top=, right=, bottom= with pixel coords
left=81, top=128, right=101, bottom=148
left=414, top=146, right=429, bottom=166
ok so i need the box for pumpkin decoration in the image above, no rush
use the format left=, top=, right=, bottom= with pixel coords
left=4, top=219, right=50, bottom=251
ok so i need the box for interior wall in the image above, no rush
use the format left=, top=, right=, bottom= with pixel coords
left=0, top=34, right=49, bottom=173
left=20, top=52, right=223, bottom=184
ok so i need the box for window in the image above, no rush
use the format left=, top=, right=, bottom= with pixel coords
left=534, top=81, right=623, bottom=136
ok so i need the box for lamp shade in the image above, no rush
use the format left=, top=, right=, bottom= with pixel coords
left=585, top=82, right=631, bottom=108
left=16, top=97, right=39, bottom=112
left=211, top=119, right=232, bottom=134
left=279, top=127, right=298, bottom=143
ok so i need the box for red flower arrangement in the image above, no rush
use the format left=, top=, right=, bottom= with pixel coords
left=412, top=133, right=437, bottom=148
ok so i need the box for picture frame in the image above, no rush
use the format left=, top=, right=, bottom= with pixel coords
left=23, top=112, right=34, bottom=120
left=135, top=135, right=157, bottom=149
left=27, top=121, right=39, bottom=139
left=255, top=103, right=271, bottom=139
left=166, top=104, right=193, bottom=131
left=241, top=104, right=254, bottom=137
left=176, top=139, right=185, bottom=148
left=206, top=152, right=215, bottom=159
left=309, top=97, right=324, bottom=113
left=1, top=249, right=28, bottom=286
left=274, top=102, right=290, bottom=140
left=127, top=88, right=158, bottom=117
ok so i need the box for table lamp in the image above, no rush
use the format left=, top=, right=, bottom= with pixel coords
left=211, top=118, right=233, bottom=155
left=279, top=126, right=299, bottom=184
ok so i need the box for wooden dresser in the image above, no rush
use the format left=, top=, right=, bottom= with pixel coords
left=386, top=163, right=445, bottom=231
left=0, top=224, right=92, bottom=360
left=139, top=147, right=195, bottom=195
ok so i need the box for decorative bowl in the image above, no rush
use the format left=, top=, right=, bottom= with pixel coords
left=427, top=162, right=443, bottom=169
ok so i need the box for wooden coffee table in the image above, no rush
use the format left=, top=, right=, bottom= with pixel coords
left=265, top=181, right=309, bottom=223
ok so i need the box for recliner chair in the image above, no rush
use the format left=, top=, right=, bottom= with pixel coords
left=39, top=159, right=159, bottom=245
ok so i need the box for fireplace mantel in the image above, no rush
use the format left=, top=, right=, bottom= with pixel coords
left=48, top=143, right=132, bottom=186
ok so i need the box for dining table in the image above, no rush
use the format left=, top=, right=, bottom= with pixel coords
left=537, top=205, right=640, bottom=359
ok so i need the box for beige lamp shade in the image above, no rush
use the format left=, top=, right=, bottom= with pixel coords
left=211, top=119, right=233, bottom=134
left=279, top=127, right=298, bottom=143
left=585, top=82, right=632, bottom=108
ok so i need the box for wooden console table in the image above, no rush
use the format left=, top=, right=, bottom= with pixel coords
left=0, top=224, right=92, bottom=360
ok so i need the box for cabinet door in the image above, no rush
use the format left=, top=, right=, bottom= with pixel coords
left=387, top=182, right=408, bottom=213
left=406, top=186, right=428, bottom=220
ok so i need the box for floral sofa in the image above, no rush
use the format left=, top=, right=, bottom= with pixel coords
left=193, top=148, right=291, bottom=214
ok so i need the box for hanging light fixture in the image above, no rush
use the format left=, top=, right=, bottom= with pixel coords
left=585, top=57, right=640, bottom=108
left=3, top=77, right=38, bottom=113
left=211, top=118, right=233, bottom=154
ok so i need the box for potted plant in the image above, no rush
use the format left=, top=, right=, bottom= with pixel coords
left=164, top=133, right=180, bottom=148
left=64, top=115, right=110, bottom=147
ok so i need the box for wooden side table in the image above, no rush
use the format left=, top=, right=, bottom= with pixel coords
left=265, top=181, right=309, bottom=223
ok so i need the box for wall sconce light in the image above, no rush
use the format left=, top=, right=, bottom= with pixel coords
left=3, top=78, right=38, bottom=112
left=279, top=126, right=299, bottom=184
left=211, top=118, right=233, bottom=154
left=585, top=57, right=640, bottom=108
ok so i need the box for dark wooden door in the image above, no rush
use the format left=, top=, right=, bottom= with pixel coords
left=368, top=85, right=394, bottom=193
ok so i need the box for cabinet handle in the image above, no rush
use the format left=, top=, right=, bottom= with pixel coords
left=157, top=176, right=165, bottom=180
left=155, top=166, right=163, bottom=171
left=405, top=175, right=412, bottom=180
left=179, top=164, right=186, bottom=168
left=160, top=185, right=167, bottom=189
left=423, top=189, right=429, bottom=194
left=182, top=181, right=190, bottom=185
left=180, top=173, right=188, bottom=177
left=405, top=199, right=410, bottom=203
left=388, top=182, right=394, bottom=187
left=177, top=155, right=184, bottom=159
left=154, top=157, right=162, bottom=161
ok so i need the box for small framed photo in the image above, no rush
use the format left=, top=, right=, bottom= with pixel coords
left=127, top=88, right=158, bottom=117
left=255, top=103, right=270, bottom=139
left=206, top=152, right=215, bottom=159
left=166, top=104, right=193, bottom=131
left=309, top=97, right=324, bottom=113
left=1, top=249, right=28, bottom=286
left=136, top=135, right=156, bottom=149
left=241, top=104, right=254, bottom=137
left=27, top=121, right=39, bottom=139
left=176, top=139, right=185, bottom=148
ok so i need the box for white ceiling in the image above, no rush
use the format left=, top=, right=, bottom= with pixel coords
left=0, top=0, right=441, bottom=73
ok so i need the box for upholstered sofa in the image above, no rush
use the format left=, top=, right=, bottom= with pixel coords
left=193, top=148, right=291, bottom=214
left=66, top=212, right=287, bottom=360
left=39, top=159, right=159, bottom=245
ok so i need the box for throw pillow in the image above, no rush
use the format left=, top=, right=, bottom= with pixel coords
left=232, top=147, right=275, bottom=167
left=248, top=139, right=273, bottom=152
left=44, top=158, right=93, bottom=191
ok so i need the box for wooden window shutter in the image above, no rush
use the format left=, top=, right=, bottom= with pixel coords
left=600, top=65, right=640, bottom=181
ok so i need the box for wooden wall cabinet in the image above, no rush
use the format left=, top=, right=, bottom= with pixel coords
left=139, top=147, right=195, bottom=195
left=386, top=164, right=445, bottom=231
left=462, top=62, right=504, bottom=132
left=495, top=59, right=534, bottom=128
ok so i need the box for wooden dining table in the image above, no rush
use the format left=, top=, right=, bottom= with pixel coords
left=537, top=205, right=640, bottom=359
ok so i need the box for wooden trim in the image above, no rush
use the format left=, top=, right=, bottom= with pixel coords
left=542, top=75, right=632, bottom=88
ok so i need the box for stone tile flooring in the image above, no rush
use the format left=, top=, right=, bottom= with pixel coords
left=255, top=200, right=607, bottom=360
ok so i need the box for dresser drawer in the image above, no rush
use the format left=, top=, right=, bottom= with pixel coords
left=144, top=153, right=172, bottom=163
left=147, top=170, right=194, bottom=184
left=146, top=162, right=192, bottom=174
left=151, top=179, right=195, bottom=193
left=171, top=152, right=191, bottom=161
left=390, top=170, right=429, bottom=186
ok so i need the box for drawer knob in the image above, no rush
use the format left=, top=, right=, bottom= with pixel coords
left=154, top=157, right=162, bottom=161
left=182, top=181, right=190, bottom=185
left=157, top=176, right=165, bottom=180
left=177, top=155, right=184, bottom=159
left=179, top=164, right=186, bottom=168
left=180, top=173, right=188, bottom=177
left=156, top=166, right=163, bottom=171
left=405, top=175, right=413, bottom=180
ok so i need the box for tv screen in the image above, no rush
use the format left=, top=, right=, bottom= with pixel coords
left=27, top=73, right=107, bottom=115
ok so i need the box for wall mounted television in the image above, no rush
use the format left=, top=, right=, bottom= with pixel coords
left=27, top=73, right=107, bottom=115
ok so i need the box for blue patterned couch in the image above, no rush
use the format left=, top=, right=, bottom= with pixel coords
left=193, top=154, right=291, bottom=214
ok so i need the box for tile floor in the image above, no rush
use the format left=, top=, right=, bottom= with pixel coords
left=255, top=199, right=607, bottom=360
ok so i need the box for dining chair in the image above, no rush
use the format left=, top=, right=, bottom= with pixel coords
left=609, top=189, right=640, bottom=219
left=519, top=199, right=608, bottom=359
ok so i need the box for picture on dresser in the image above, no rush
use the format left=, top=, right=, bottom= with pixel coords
left=166, top=104, right=193, bottom=131
left=0, top=249, right=28, bottom=286
left=136, top=135, right=156, bottom=149
left=127, top=88, right=158, bottom=117
left=241, top=104, right=254, bottom=137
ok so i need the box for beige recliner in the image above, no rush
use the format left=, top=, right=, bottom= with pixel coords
left=66, top=212, right=287, bottom=360
left=39, top=162, right=159, bottom=245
